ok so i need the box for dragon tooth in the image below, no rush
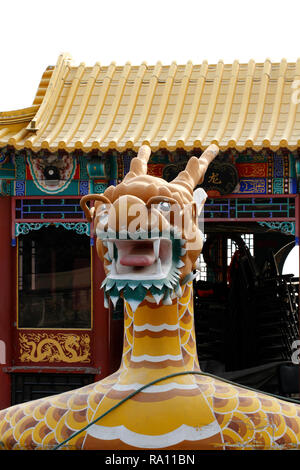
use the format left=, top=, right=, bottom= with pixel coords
left=111, top=259, right=117, bottom=274
left=128, top=231, right=139, bottom=240
left=173, top=268, right=181, bottom=276
left=139, top=228, right=148, bottom=239
left=119, top=229, right=128, bottom=240
left=152, top=291, right=164, bottom=305
left=107, top=241, right=114, bottom=259
left=142, top=281, right=153, bottom=290
left=170, top=277, right=179, bottom=287
left=153, top=239, right=160, bottom=259
left=110, top=295, right=119, bottom=308
left=150, top=228, right=160, bottom=239
left=163, top=291, right=173, bottom=305
left=128, top=281, right=139, bottom=290
left=164, top=279, right=173, bottom=289
left=103, top=294, right=109, bottom=309
left=96, top=228, right=107, bottom=239
left=106, top=278, right=116, bottom=290
left=116, top=280, right=127, bottom=291
left=107, top=228, right=116, bottom=239
left=161, top=229, right=171, bottom=239
left=126, top=298, right=143, bottom=313
left=153, top=280, right=164, bottom=290
left=176, top=259, right=185, bottom=268
left=156, top=258, right=163, bottom=275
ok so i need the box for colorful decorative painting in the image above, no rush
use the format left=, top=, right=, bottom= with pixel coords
left=0, top=146, right=298, bottom=197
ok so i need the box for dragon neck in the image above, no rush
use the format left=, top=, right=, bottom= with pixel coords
left=118, top=282, right=200, bottom=384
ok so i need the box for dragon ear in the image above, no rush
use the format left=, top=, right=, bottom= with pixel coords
left=80, top=194, right=111, bottom=222
left=124, top=145, right=151, bottom=180
left=171, top=144, right=219, bottom=191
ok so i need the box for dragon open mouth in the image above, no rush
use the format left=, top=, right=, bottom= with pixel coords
left=106, top=238, right=173, bottom=280
left=100, top=230, right=190, bottom=311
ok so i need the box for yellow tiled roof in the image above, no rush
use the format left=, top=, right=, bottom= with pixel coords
left=1, top=53, right=300, bottom=152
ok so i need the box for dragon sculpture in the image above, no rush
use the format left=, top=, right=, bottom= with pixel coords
left=0, top=144, right=300, bottom=450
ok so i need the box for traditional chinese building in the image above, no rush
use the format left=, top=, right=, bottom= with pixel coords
left=0, top=54, right=299, bottom=408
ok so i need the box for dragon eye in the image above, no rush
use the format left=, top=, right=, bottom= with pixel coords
left=158, top=201, right=171, bottom=212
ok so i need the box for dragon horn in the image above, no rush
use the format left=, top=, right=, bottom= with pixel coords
left=171, top=144, right=219, bottom=191
left=124, top=145, right=151, bottom=180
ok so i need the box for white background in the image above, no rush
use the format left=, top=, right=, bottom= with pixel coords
left=2, top=0, right=300, bottom=110
left=1, top=0, right=299, bottom=274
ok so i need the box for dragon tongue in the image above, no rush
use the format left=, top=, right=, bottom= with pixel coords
left=119, top=244, right=156, bottom=267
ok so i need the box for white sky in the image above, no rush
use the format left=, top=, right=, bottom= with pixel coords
left=1, top=0, right=299, bottom=275
left=283, top=246, right=299, bottom=276
left=2, top=0, right=300, bottom=111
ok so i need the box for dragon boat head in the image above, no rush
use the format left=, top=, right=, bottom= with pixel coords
left=81, top=144, right=218, bottom=311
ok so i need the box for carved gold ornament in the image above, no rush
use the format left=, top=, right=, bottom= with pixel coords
left=19, top=332, right=90, bottom=363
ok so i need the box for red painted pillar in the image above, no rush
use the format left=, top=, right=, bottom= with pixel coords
left=0, top=197, right=12, bottom=409
left=92, top=244, right=110, bottom=381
